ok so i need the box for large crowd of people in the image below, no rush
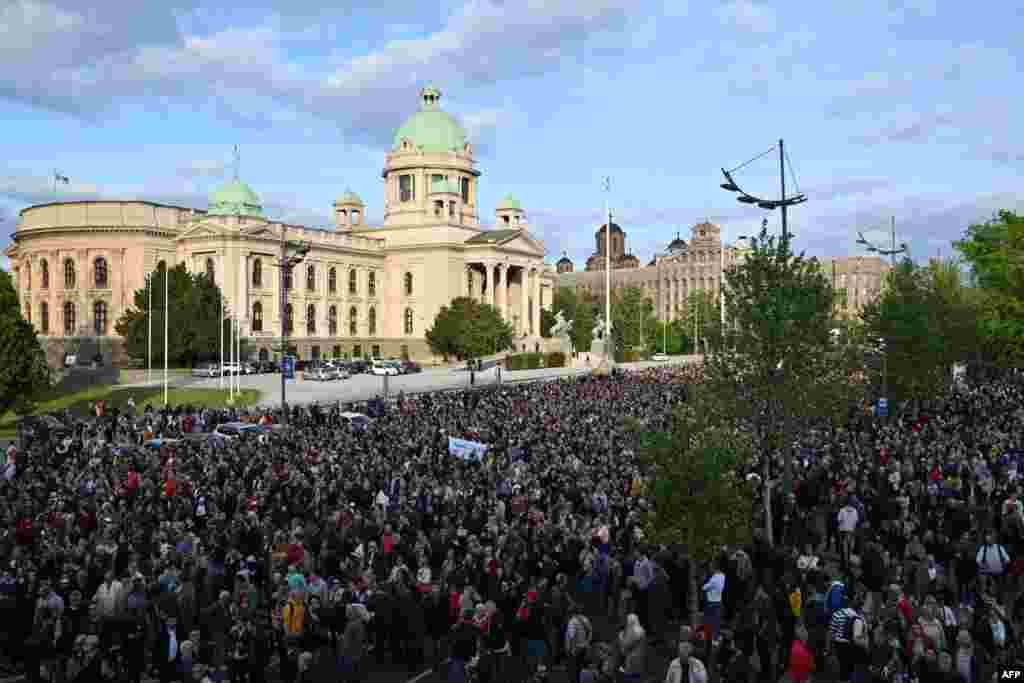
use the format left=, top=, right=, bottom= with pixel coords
left=1, top=365, right=1022, bottom=683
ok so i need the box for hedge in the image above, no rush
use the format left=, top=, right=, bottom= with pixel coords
left=506, top=352, right=546, bottom=370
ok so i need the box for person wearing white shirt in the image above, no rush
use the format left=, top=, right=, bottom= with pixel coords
left=93, top=570, right=123, bottom=620
left=665, top=632, right=707, bottom=683
left=702, top=560, right=726, bottom=643
left=837, top=500, right=859, bottom=565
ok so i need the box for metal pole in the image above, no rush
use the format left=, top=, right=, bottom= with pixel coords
left=604, top=177, right=612, bottom=367
left=230, top=313, right=235, bottom=401
left=163, top=261, right=168, bottom=406
left=219, top=294, right=224, bottom=390
left=280, top=228, right=288, bottom=425
left=779, top=139, right=788, bottom=242
left=720, top=243, right=726, bottom=328
left=147, top=274, right=152, bottom=385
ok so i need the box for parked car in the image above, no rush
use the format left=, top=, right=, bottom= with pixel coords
left=371, top=359, right=400, bottom=376
left=242, top=362, right=258, bottom=375
left=326, top=362, right=350, bottom=379
left=399, top=360, right=422, bottom=374
left=651, top=353, right=669, bottom=362
left=194, top=363, right=220, bottom=378
left=347, top=359, right=370, bottom=374
left=220, top=362, right=245, bottom=376
left=307, top=365, right=344, bottom=381
left=256, top=361, right=279, bottom=373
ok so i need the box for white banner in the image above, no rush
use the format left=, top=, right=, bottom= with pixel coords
left=448, top=437, right=489, bottom=463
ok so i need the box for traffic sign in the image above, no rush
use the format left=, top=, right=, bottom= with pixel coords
left=282, top=356, right=295, bottom=379
left=877, top=397, right=888, bottom=417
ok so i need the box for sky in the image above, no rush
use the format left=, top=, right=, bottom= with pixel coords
left=2, top=0, right=1022, bottom=271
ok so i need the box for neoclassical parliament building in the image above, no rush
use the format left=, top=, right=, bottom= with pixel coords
left=4, top=86, right=559, bottom=366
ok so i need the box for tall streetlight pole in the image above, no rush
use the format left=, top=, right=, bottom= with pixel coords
left=720, top=139, right=806, bottom=242
left=219, top=294, right=224, bottom=390
left=163, top=260, right=169, bottom=406
left=147, top=273, right=152, bottom=385
left=277, top=226, right=310, bottom=425
left=856, top=215, right=907, bottom=414
left=603, top=176, right=613, bottom=369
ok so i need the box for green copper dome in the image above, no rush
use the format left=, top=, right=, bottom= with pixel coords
left=207, top=179, right=263, bottom=218
left=497, top=194, right=522, bottom=210
left=336, top=188, right=363, bottom=205
left=392, top=86, right=468, bottom=154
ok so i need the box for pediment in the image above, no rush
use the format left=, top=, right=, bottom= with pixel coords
left=499, top=234, right=544, bottom=256
left=176, top=220, right=233, bottom=242
left=240, top=223, right=281, bottom=241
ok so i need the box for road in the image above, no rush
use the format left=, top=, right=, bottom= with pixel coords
left=118, top=356, right=702, bottom=408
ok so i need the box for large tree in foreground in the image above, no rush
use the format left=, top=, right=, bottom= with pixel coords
left=425, top=297, right=513, bottom=361
left=0, top=270, right=51, bottom=416
left=116, top=264, right=233, bottom=367
left=701, top=226, right=863, bottom=543
left=610, top=286, right=658, bottom=358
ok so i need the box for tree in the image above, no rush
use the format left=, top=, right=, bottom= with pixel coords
left=679, top=290, right=719, bottom=352
left=540, top=308, right=556, bottom=338
left=610, top=286, right=658, bottom=358
left=569, top=295, right=597, bottom=354
left=954, top=210, right=1024, bottom=367
left=115, top=264, right=234, bottom=367
left=860, top=257, right=977, bottom=405
left=702, top=226, right=862, bottom=543
left=552, top=288, right=580, bottom=327
left=0, top=270, right=52, bottom=417
left=425, top=297, right=513, bottom=361
left=636, top=389, right=754, bottom=624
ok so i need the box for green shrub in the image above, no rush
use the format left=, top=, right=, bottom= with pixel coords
left=506, top=354, right=524, bottom=370
left=527, top=352, right=543, bottom=369
left=545, top=351, right=567, bottom=368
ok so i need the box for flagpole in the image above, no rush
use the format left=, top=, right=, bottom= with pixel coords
left=147, top=273, right=152, bottom=385
left=219, top=295, right=224, bottom=390
left=163, top=261, right=169, bottom=406
left=230, top=310, right=236, bottom=402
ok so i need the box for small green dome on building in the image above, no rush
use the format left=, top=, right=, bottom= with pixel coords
left=392, top=86, right=468, bottom=154
left=336, top=188, right=363, bottom=205
left=207, top=179, right=263, bottom=218
left=497, top=194, right=522, bottom=211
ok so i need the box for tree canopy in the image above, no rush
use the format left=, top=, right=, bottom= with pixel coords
left=425, top=297, right=513, bottom=361
left=0, top=269, right=52, bottom=417
left=610, top=286, right=658, bottom=358
left=954, top=210, right=1024, bottom=366
left=115, top=264, right=233, bottom=367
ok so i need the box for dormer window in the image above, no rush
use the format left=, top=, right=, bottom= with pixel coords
left=502, top=215, right=510, bottom=225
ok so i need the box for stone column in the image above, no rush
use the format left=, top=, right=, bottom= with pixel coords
left=531, top=266, right=540, bottom=337
left=497, top=263, right=508, bottom=319
left=464, top=264, right=472, bottom=298
left=489, top=263, right=498, bottom=310
left=519, top=266, right=529, bottom=336
left=480, top=264, right=488, bottom=306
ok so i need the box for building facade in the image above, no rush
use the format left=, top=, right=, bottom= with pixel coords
left=4, top=85, right=557, bottom=366
left=558, top=221, right=889, bottom=322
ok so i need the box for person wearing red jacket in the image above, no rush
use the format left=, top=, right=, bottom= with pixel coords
left=787, top=625, right=816, bottom=683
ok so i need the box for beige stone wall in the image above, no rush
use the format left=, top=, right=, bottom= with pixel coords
left=819, top=255, right=890, bottom=318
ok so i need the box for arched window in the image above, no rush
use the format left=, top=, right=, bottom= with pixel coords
left=306, top=304, right=316, bottom=334
left=348, top=269, right=357, bottom=295
left=284, top=304, right=293, bottom=334
left=404, top=272, right=413, bottom=296
left=368, top=307, right=376, bottom=335
left=252, top=302, right=263, bottom=332
left=40, top=260, right=49, bottom=289
left=404, top=308, right=414, bottom=335
left=205, top=257, right=215, bottom=283
left=93, top=301, right=107, bottom=335
left=40, top=303, right=49, bottom=334
left=252, top=259, right=262, bottom=288
left=63, top=301, right=76, bottom=335
left=368, top=271, right=376, bottom=297
left=328, top=268, right=337, bottom=294
left=64, top=259, right=76, bottom=289
left=94, top=257, right=108, bottom=288
left=306, top=265, right=316, bottom=292
left=328, top=306, right=337, bottom=336
left=348, top=306, right=357, bottom=335
left=283, top=266, right=293, bottom=291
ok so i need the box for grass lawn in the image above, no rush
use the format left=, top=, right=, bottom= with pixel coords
left=0, top=386, right=261, bottom=439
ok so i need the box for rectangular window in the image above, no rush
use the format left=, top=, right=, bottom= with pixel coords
left=333, top=345, right=341, bottom=358
left=461, top=177, right=470, bottom=204
left=399, top=174, right=414, bottom=202
left=372, top=344, right=381, bottom=358
left=311, top=346, right=321, bottom=360
left=353, top=344, right=362, bottom=359
left=432, top=174, right=444, bottom=188
left=434, top=200, right=444, bottom=217
left=449, top=201, right=455, bottom=218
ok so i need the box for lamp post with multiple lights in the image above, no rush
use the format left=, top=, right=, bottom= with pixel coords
left=719, top=139, right=806, bottom=242
left=276, top=228, right=311, bottom=425
left=856, top=216, right=907, bottom=415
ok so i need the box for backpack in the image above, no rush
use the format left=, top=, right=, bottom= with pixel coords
left=826, top=581, right=847, bottom=617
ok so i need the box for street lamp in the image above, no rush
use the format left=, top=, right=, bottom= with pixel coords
left=856, top=215, right=907, bottom=417
left=277, top=227, right=311, bottom=425
left=720, top=139, right=807, bottom=242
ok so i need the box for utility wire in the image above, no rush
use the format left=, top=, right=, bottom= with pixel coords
left=727, top=146, right=777, bottom=174
left=784, top=147, right=801, bottom=196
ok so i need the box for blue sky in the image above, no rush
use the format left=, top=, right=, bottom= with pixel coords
left=2, top=0, right=1022, bottom=270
